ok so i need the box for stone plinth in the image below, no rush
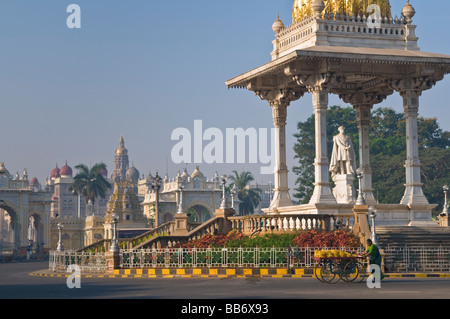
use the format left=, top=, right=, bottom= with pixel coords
left=352, top=205, right=370, bottom=245
left=172, top=213, right=189, bottom=236
left=332, top=174, right=356, bottom=204
left=105, top=251, right=120, bottom=273
left=439, top=215, right=449, bottom=227
left=214, top=208, right=235, bottom=234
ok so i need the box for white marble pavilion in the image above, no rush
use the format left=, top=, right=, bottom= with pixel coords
left=225, top=0, right=450, bottom=226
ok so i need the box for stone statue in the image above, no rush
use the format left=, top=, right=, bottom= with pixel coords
left=330, top=126, right=356, bottom=177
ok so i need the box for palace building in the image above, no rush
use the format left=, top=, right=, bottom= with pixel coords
left=0, top=163, right=52, bottom=254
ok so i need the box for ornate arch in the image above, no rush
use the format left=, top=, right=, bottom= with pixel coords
left=0, top=199, right=21, bottom=248
left=185, top=202, right=212, bottom=223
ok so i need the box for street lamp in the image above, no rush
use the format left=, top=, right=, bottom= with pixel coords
left=441, top=185, right=449, bottom=216
left=355, top=167, right=366, bottom=205
left=110, top=214, right=119, bottom=253
left=220, top=174, right=228, bottom=209
left=152, top=172, right=162, bottom=227
left=230, top=184, right=237, bottom=211
left=56, top=223, right=64, bottom=252
left=177, top=183, right=185, bottom=214
left=369, top=206, right=379, bottom=246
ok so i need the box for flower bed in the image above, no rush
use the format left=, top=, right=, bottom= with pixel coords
left=176, top=229, right=361, bottom=249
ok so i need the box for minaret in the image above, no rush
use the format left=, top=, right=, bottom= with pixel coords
left=111, top=136, right=129, bottom=182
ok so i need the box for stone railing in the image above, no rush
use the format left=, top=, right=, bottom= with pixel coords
left=78, top=239, right=110, bottom=253
left=127, top=217, right=226, bottom=249
left=228, top=213, right=354, bottom=236
left=272, top=12, right=415, bottom=60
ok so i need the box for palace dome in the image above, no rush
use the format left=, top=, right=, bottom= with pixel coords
left=116, top=136, right=128, bottom=156
left=50, top=164, right=60, bottom=179
left=60, top=162, right=73, bottom=177
left=0, top=162, right=10, bottom=178
left=292, top=0, right=392, bottom=24
left=126, top=164, right=140, bottom=183
left=31, top=177, right=39, bottom=185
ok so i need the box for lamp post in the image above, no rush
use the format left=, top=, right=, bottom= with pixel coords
left=441, top=185, right=449, bottom=216
left=355, top=167, right=366, bottom=205
left=177, top=183, right=185, bottom=214
left=110, top=214, right=119, bottom=253
left=56, top=223, right=64, bottom=252
left=230, top=185, right=237, bottom=211
left=220, top=174, right=228, bottom=209
left=152, top=171, right=162, bottom=227
left=268, top=181, right=273, bottom=203
left=369, top=206, right=379, bottom=246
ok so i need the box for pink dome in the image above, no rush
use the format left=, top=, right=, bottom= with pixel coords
left=31, top=177, right=39, bottom=185
left=60, top=162, right=73, bottom=177
left=50, top=164, right=60, bottom=179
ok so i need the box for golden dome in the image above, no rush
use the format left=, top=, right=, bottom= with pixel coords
left=293, top=0, right=392, bottom=24
left=115, top=136, right=128, bottom=156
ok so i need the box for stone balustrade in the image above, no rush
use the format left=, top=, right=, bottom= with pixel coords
left=228, top=213, right=354, bottom=235
left=272, top=12, right=414, bottom=60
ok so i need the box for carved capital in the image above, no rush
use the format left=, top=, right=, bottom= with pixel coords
left=254, top=88, right=304, bottom=107
left=293, top=72, right=344, bottom=93
left=254, top=88, right=304, bottom=128
left=339, top=91, right=389, bottom=107
left=390, top=77, right=436, bottom=97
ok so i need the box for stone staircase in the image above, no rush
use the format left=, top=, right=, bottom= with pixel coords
left=375, top=226, right=450, bottom=248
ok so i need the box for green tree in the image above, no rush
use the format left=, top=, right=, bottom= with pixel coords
left=293, top=106, right=450, bottom=214
left=69, top=163, right=112, bottom=205
left=228, top=171, right=261, bottom=215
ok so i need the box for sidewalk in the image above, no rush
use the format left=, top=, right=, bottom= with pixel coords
left=29, top=267, right=450, bottom=279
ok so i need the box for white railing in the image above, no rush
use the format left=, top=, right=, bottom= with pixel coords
left=120, top=247, right=364, bottom=269
left=49, top=251, right=107, bottom=273
left=49, top=246, right=450, bottom=273
left=274, top=14, right=410, bottom=58
left=384, top=246, right=450, bottom=272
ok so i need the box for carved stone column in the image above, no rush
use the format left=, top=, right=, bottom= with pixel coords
left=255, top=89, right=303, bottom=212
left=310, top=88, right=337, bottom=204
left=340, top=92, right=389, bottom=204
left=295, top=73, right=337, bottom=205
left=391, top=77, right=435, bottom=205
left=355, top=103, right=376, bottom=204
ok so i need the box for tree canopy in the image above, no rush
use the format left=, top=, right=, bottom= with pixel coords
left=228, top=170, right=262, bottom=215
left=293, top=106, right=450, bottom=215
left=69, top=163, right=112, bottom=205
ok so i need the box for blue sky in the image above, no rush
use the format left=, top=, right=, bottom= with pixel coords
left=0, top=0, right=449, bottom=195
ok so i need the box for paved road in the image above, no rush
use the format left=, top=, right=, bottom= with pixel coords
left=1, top=261, right=450, bottom=301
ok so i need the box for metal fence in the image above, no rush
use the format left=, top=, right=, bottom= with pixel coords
left=49, top=246, right=450, bottom=273
left=384, top=246, right=450, bottom=272
left=49, top=251, right=107, bottom=273
left=120, top=247, right=364, bottom=269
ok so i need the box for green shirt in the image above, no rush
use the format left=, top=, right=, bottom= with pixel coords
left=366, top=244, right=381, bottom=265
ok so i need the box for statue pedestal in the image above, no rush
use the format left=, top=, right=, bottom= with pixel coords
left=172, top=213, right=189, bottom=236
left=332, top=174, right=356, bottom=204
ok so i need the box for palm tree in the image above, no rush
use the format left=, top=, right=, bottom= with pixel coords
left=228, top=170, right=261, bottom=216
left=69, top=163, right=112, bottom=205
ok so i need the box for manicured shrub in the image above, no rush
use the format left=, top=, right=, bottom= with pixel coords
left=175, top=229, right=361, bottom=248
